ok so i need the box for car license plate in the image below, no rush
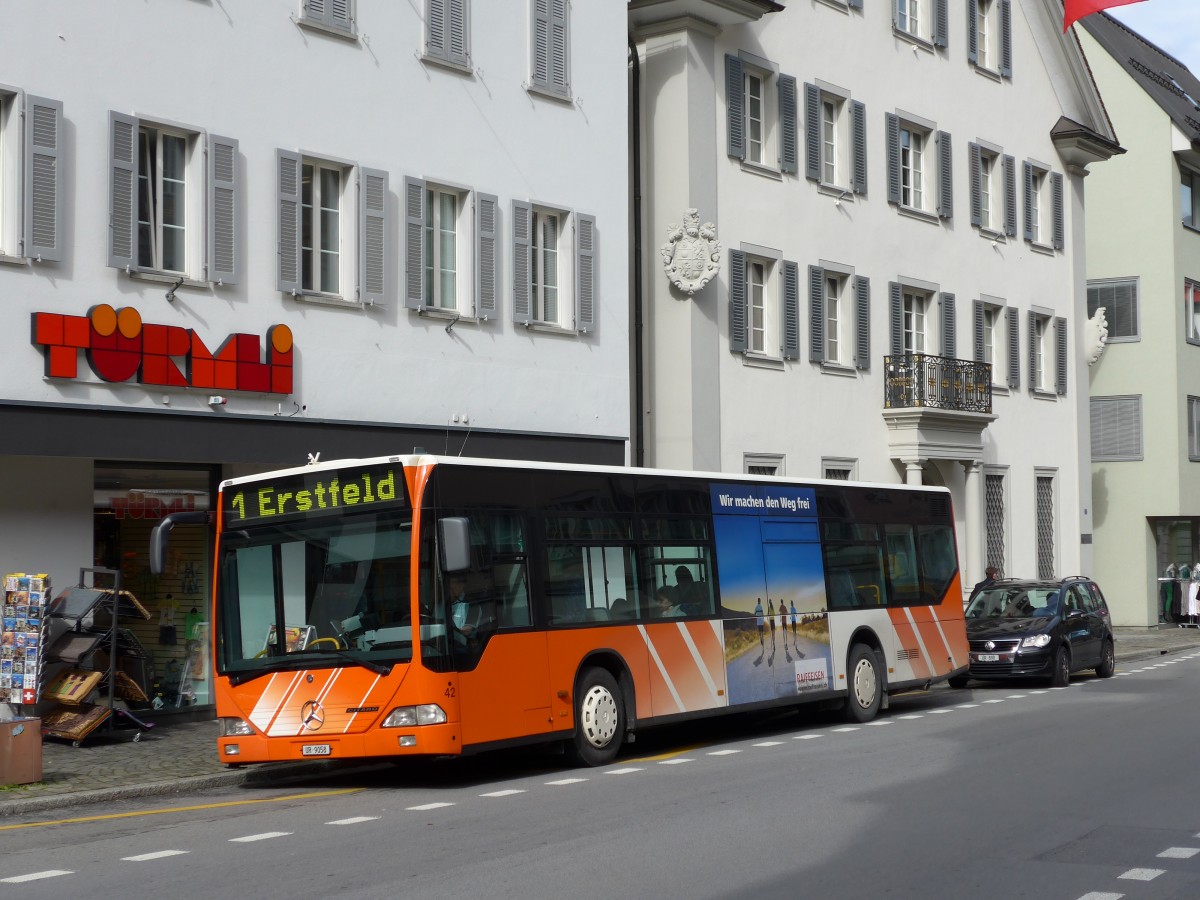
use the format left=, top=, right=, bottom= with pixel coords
left=976, top=653, right=1000, bottom=662
left=301, top=744, right=332, bottom=757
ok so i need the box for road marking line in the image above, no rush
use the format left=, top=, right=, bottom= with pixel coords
left=1074, top=893, right=1123, bottom=900
left=479, top=790, right=525, bottom=798
left=0, top=871, right=73, bottom=883
left=871, top=720, right=894, bottom=725
left=122, top=850, right=189, bottom=861
left=708, top=749, right=741, bottom=756
left=406, top=802, right=454, bottom=811
left=326, top=816, right=381, bottom=824
left=1118, top=868, right=1164, bottom=881
left=956, top=703, right=979, bottom=709
left=545, top=778, right=588, bottom=785
left=1028, top=690, right=1048, bottom=694
left=1006, top=694, right=1026, bottom=699
left=982, top=699, right=1005, bottom=704
left=831, top=727, right=860, bottom=733
left=1158, top=847, right=1200, bottom=859
left=898, top=714, right=924, bottom=720
left=926, top=709, right=952, bottom=714
left=793, top=734, right=823, bottom=740
left=606, top=767, right=644, bottom=775
left=753, top=741, right=784, bottom=747
left=658, top=758, right=693, bottom=765
left=230, top=832, right=292, bottom=843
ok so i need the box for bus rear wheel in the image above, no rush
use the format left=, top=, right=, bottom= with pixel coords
left=568, top=667, right=624, bottom=767
left=845, top=644, right=883, bottom=723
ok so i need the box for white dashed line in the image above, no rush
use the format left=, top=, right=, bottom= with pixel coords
left=871, top=720, right=894, bottom=725
left=1074, top=893, right=1123, bottom=900
left=122, top=850, right=189, bottom=861
left=708, top=749, right=741, bottom=756
left=0, top=871, right=73, bottom=883
left=1028, top=690, right=1048, bottom=695
left=326, top=816, right=380, bottom=825
left=545, top=778, right=587, bottom=785
left=1118, top=868, right=1164, bottom=881
left=926, top=709, right=952, bottom=714
left=898, top=714, right=924, bottom=720
left=753, top=741, right=784, bottom=747
left=831, top=727, right=860, bottom=733
left=1005, top=694, right=1026, bottom=699
left=406, top=802, right=455, bottom=812
left=793, top=734, right=823, bottom=740
left=606, top=767, right=644, bottom=775
left=982, top=699, right=1005, bottom=704
left=230, top=832, right=292, bottom=843
left=956, top=703, right=979, bottom=709
left=658, top=758, right=693, bottom=765
left=1157, top=847, right=1200, bottom=859
left=479, top=790, right=525, bottom=798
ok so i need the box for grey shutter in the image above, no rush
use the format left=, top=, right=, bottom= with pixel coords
left=207, top=134, right=238, bottom=285
left=359, top=167, right=387, bottom=306
left=886, top=113, right=901, bottom=205
left=1003, top=154, right=1017, bottom=237
left=511, top=200, right=532, bottom=325
left=532, top=0, right=551, bottom=89
left=804, top=83, right=821, bottom=182
left=726, top=55, right=745, bottom=160
left=24, top=95, right=63, bottom=262
left=848, top=0, right=862, bottom=8
left=427, top=0, right=468, bottom=66
left=1000, top=0, right=1013, bottom=77
left=729, top=250, right=747, bottom=353
left=779, top=75, right=798, bottom=174
left=108, top=111, right=138, bottom=271
left=447, top=0, right=469, bottom=66
left=332, top=0, right=353, bottom=32
left=782, top=261, right=799, bottom=359
left=940, top=293, right=956, bottom=358
left=851, top=100, right=867, bottom=195
left=403, top=176, right=426, bottom=310
left=1022, top=161, right=1034, bottom=241
left=475, top=192, right=498, bottom=318
left=1027, top=313, right=1038, bottom=390
left=854, top=275, right=871, bottom=370
left=575, top=212, right=596, bottom=332
left=973, top=300, right=984, bottom=362
left=1051, top=172, right=1064, bottom=250
left=968, top=0, right=979, bottom=64
left=1054, top=317, right=1068, bottom=395
left=937, top=130, right=953, bottom=219
left=809, top=265, right=825, bottom=363
left=891, top=0, right=900, bottom=29
left=934, top=0, right=949, bottom=47
left=548, top=0, right=568, bottom=94
left=889, top=281, right=903, bottom=356
left=427, top=0, right=448, bottom=61
left=968, top=143, right=982, bottom=228
left=1006, top=305, right=1020, bottom=389
left=276, top=150, right=302, bottom=294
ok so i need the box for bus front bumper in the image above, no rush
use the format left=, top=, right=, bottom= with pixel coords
left=217, top=722, right=464, bottom=764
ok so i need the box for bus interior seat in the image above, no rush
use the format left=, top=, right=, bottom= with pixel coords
left=609, top=597, right=632, bottom=619
left=583, top=608, right=610, bottom=622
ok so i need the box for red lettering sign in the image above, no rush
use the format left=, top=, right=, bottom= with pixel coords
left=32, top=305, right=293, bottom=394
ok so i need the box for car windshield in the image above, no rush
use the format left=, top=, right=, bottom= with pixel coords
left=966, top=586, right=1060, bottom=620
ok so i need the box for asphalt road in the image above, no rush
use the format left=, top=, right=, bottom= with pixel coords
left=4, top=655, right=1200, bottom=899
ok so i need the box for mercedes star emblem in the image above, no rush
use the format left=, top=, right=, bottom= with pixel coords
left=300, top=700, right=325, bottom=731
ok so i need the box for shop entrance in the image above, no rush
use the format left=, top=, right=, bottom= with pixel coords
left=1153, top=518, right=1200, bottom=626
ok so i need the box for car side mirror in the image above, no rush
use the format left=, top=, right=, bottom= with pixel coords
left=1066, top=608, right=1084, bottom=619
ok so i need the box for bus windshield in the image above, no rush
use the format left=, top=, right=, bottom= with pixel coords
left=217, top=509, right=419, bottom=679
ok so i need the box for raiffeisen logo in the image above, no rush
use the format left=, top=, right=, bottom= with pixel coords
left=32, top=305, right=293, bottom=394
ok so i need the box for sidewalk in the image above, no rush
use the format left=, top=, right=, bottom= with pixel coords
left=3, top=626, right=1198, bottom=818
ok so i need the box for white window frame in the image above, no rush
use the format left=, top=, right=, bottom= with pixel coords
left=747, top=255, right=775, bottom=355
left=821, top=96, right=843, bottom=186
left=976, top=0, right=996, bottom=70
left=1186, top=279, right=1200, bottom=346
left=900, top=125, right=927, bottom=212
left=979, top=150, right=997, bottom=231
left=824, top=270, right=849, bottom=364
left=742, top=63, right=777, bottom=171
left=137, top=124, right=197, bottom=277
left=1184, top=167, right=1199, bottom=230
left=1030, top=168, right=1045, bottom=244
left=902, top=289, right=929, bottom=354
left=0, top=89, right=17, bottom=260
left=530, top=204, right=572, bottom=327
left=1031, top=311, right=1050, bottom=391
left=982, top=302, right=1006, bottom=386
left=897, top=0, right=927, bottom=41
left=1189, top=396, right=1200, bottom=461
left=301, top=159, right=347, bottom=297
left=822, top=458, right=858, bottom=481
left=745, top=453, right=785, bottom=476
left=423, top=183, right=471, bottom=313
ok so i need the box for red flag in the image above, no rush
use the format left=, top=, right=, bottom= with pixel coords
left=1064, top=0, right=1148, bottom=32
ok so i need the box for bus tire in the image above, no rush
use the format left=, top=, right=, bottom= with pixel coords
left=568, top=667, right=624, bottom=767
left=845, top=643, right=883, bottom=723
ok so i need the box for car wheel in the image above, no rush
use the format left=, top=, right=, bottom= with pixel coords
left=567, top=667, right=624, bottom=767
left=1095, top=639, right=1115, bottom=678
left=844, top=644, right=883, bottom=723
left=1050, top=645, right=1071, bottom=687
left=947, top=674, right=970, bottom=689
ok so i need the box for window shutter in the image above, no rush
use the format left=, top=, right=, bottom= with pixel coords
left=851, top=101, right=867, bottom=195
left=427, top=0, right=448, bottom=60
left=1003, top=154, right=1017, bottom=237
left=331, top=0, right=352, bottom=33
left=937, top=130, right=953, bottom=219
left=305, top=0, right=327, bottom=25
left=886, top=113, right=901, bottom=205
left=359, top=167, right=387, bottom=307
left=447, top=0, right=469, bottom=66
left=1051, top=172, right=1064, bottom=250
left=1055, top=316, right=1068, bottom=395
left=1088, top=280, right=1137, bottom=338
left=1028, top=313, right=1038, bottom=390
left=804, top=83, right=821, bottom=181
left=24, top=95, right=63, bottom=262
left=1090, top=397, right=1143, bottom=461
left=1000, top=0, right=1013, bottom=77
left=729, top=250, right=747, bottom=353
left=848, top=0, right=862, bottom=8
left=511, top=200, right=533, bottom=325
left=891, top=0, right=901, bottom=30
left=940, top=292, right=956, bottom=358
left=1006, top=305, right=1020, bottom=389
left=809, top=265, right=825, bottom=363
left=781, top=261, right=800, bottom=359
left=889, top=281, right=903, bottom=357
left=403, top=176, right=426, bottom=310
left=575, top=212, right=596, bottom=333
left=726, top=55, right=745, bottom=160
left=475, top=192, right=498, bottom=319
left=276, top=150, right=302, bottom=295
left=934, top=0, right=949, bottom=48
left=548, top=0, right=568, bottom=94
left=1023, top=161, right=1034, bottom=241
left=973, top=300, right=984, bottom=362
left=968, top=143, right=982, bottom=228
left=531, top=0, right=551, bottom=90
left=206, top=134, right=238, bottom=285
left=854, top=275, right=871, bottom=370
left=779, top=75, right=798, bottom=174
left=108, top=111, right=138, bottom=271
left=968, top=0, right=979, bottom=64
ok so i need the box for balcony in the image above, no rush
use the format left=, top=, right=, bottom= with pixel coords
left=882, top=354, right=997, bottom=467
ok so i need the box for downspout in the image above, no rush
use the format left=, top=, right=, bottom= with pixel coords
left=629, top=35, right=645, bottom=468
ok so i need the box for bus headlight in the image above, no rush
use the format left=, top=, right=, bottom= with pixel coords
left=382, top=705, right=447, bottom=727
left=218, top=717, right=254, bottom=737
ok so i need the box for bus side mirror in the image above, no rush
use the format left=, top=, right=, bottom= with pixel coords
left=150, top=511, right=212, bottom=574
left=438, top=517, right=472, bottom=573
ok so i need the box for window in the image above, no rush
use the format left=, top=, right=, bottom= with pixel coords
left=984, top=468, right=1007, bottom=575
left=973, top=299, right=1007, bottom=385
left=277, top=151, right=386, bottom=305
left=1027, top=312, right=1067, bottom=394
left=1187, top=280, right=1200, bottom=345
left=887, top=114, right=952, bottom=218
left=424, top=0, right=470, bottom=69
left=1189, top=397, right=1200, bottom=461
left=110, top=113, right=238, bottom=284
left=1086, top=279, right=1138, bottom=341
left=969, top=0, right=1012, bottom=77
left=889, top=281, right=941, bottom=360
left=903, top=290, right=928, bottom=353
left=969, top=145, right=1016, bottom=235
left=1024, top=161, right=1064, bottom=249
left=512, top=201, right=595, bottom=331
left=726, top=55, right=798, bottom=173
left=729, top=250, right=799, bottom=359
left=1183, top=168, right=1198, bottom=229
left=298, top=0, right=355, bottom=37
left=1091, top=396, right=1143, bottom=461
left=893, top=0, right=948, bottom=47
left=404, top=178, right=496, bottom=318
left=0, top=90, right=62, bottom=262
left=530, top=0, right=569, bottom=98
left=822, top=459, right=857, bottom=480
left=1035, top=472, right=1056, bottom=580
left=809, top=265, right=870, bottom=369
left=745, top=454, right=784, bottom=476
left=804, top=84, right=867, bottom=193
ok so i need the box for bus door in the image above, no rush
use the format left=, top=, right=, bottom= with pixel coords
left=881, top=522, right=964, bottom=680
left=820, top=523, right=898, bottom=687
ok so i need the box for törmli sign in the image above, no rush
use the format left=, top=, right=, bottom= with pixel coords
left=32, top=304, right=293, bottom=394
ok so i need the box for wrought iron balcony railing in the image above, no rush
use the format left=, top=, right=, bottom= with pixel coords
left=883, top=354, right=992, bottom=413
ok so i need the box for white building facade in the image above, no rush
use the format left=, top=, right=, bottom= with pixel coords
left=630, top=0, right=1120, bottom=589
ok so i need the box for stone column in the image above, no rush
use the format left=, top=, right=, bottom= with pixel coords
left=962, top=460, right=982, bottom=585
left=903, top=458, right=925, bottom=486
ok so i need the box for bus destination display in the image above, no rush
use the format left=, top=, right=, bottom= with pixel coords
left=223, top=464, right=407, bottom=527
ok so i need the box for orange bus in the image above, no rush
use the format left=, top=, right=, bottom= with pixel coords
left=152, top=454, right=968, bottom=766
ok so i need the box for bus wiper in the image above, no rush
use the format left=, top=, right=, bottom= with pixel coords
left=300, top=645, right=393, bottom=676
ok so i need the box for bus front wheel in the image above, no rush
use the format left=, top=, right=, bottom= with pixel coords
left=568, top=667, right=624, bottom=767
left=845, top=644, right=883, bottom=723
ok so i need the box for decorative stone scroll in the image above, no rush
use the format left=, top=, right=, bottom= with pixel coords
left=660, top=208, right=721, bottom=296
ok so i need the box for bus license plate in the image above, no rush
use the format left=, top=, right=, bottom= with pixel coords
left=976, top=653, right=1000, bottom=662
left=301, top=744, right=332, bottom=756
